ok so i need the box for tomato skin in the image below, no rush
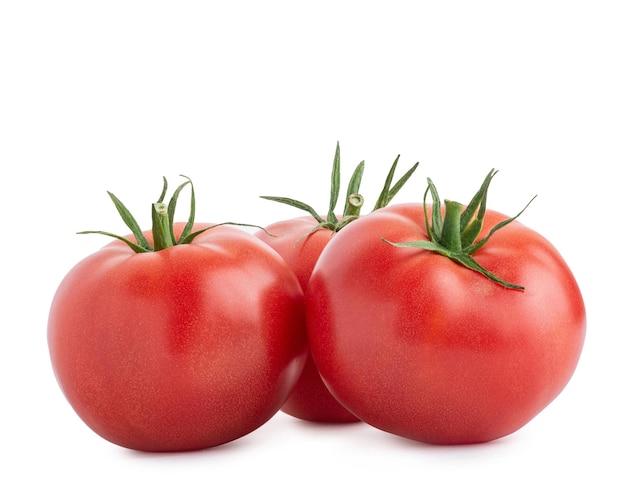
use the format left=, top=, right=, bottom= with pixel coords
left=256, top=216, right=359, bottom=422
left=48, top=223, right=307, bottom=452
left=305, top=203, right=586, bottom=444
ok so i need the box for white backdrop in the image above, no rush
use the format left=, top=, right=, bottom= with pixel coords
left=2, top=1, right=623, bottom=499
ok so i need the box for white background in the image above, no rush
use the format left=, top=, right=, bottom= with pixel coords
left=2, top=1, right=624, bottom=499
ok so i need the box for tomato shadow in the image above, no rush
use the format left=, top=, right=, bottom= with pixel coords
left=120, top=432, right=256, bottom=460
left=383, top=431, right=518, bottom=451
left=287, top=417, right=365, bottom=430
left=289, top=413, right=518, bottom=454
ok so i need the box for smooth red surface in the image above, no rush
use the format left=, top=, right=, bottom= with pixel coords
left=305, top=203, right=586, bottom=444
left=48, top=223, right=307, bottom=451
left=257, top=216, right=359, bottom=422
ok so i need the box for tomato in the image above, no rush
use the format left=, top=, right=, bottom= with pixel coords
left=48, top=178, right=307, bottom=452
left=257, top=216, right=358, bottom=422
left=305, top=171, right=586, bottom=444
left=257, top=143, right=419, bottom=422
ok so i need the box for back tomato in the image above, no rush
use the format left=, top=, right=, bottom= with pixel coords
left=48, top=222, right=307, bottom=452
left=256, top=216, right=359, bottom=422
left=256, top=142, right=419, bottom=423
left=305, top=202, right=586, bottom=444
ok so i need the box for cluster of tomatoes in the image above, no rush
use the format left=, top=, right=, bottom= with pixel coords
left=48, top=144, right=586, bottom=452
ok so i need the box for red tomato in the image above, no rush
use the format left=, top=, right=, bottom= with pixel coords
left=48, top=181, right=307, bottom=452
left=257, top=143, right=419, bottom=422
left=305, top=179, right=586, bottom=444
left=256, top=216, right=359, bottom=422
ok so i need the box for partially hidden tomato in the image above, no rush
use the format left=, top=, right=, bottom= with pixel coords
left=305, top=170, right=586, bottom=444
left=256, top=216, right=353, bottom=422
left=256, top=143, right=419, bottom=422
left=48, top=177, right=307, bottom=452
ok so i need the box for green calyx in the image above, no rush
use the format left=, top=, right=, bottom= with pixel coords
left=260, top=141, right=419, bottom=234
left=383, top=169, right=536, bottom=290
left=79, top=175, right=263, bottom=253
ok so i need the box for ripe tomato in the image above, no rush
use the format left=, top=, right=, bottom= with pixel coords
left=257, top=216, right=358, bottom=422
left=257, top=143, right=419, bottom=422
left=305, top=171, right=586, bottom=444
left=48, top=178, right=307, bottom=452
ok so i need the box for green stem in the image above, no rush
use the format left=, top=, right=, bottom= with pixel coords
left=260, top=143, right=419, bottom=235
left=344, top=193, right=365, bottom=218
left=151, top=202, right=175, bottom=251
left=383, top=170, right=535, bottom=291
left=79, top=175, right=232, bottom=253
